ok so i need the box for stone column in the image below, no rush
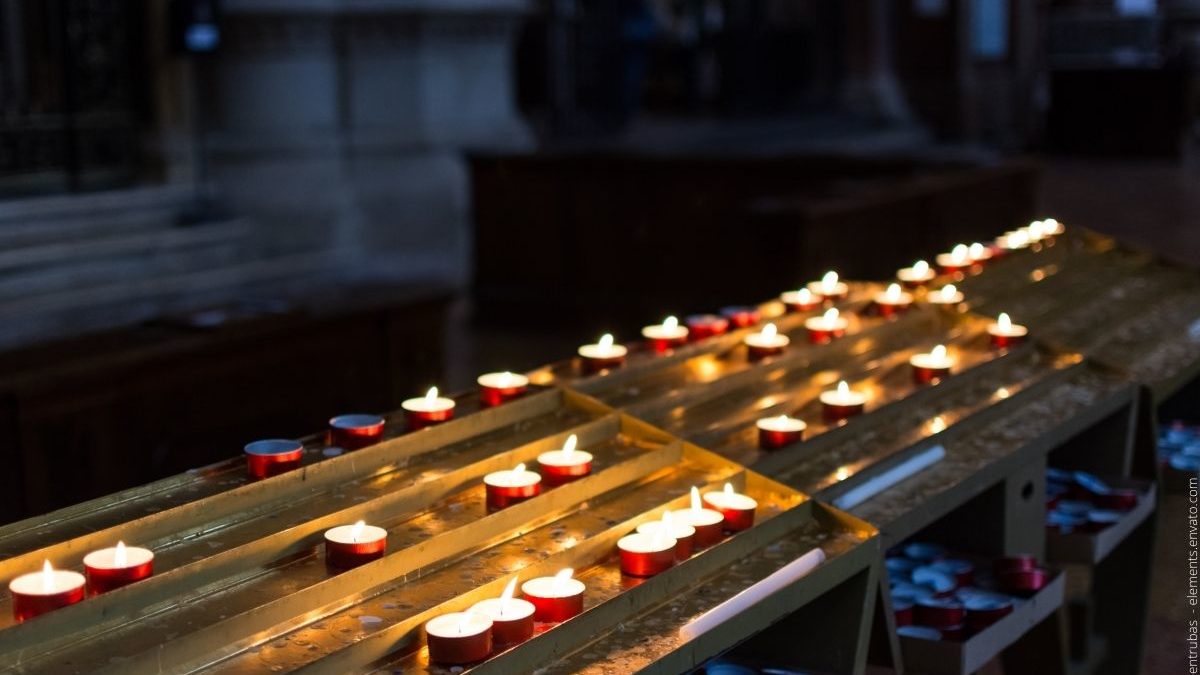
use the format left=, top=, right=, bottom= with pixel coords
left=840, top=0, right=911, bottom=123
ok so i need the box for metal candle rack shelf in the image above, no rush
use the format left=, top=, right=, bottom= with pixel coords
left=0, top=389, right=877, bottom=674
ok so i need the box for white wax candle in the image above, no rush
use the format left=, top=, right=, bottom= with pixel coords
left=780, top=288, right=817, bottom=307
left=641, top=316, right=689, bottom=341
left=617, top=531, right=677, bottom=555
left=472, top=578, right=535, bottom=622
left=484, top=463, right=542, bottom=489
left=578, top=333, right=628, bottom=360
left=425, top=611, right=492, bottom=638
left=324, top=520, right=388, bottom=545
left=804, top=308, right=848, bottom=332
left=521, top=570, right=585, bottom=599
left=672, top=487, right=725, bottom=528
left=402, top=387, right=455, bottom=414
left=820, top=380, right=867, bottom=407
left=83, top=542, right=154, bottom=570
left=9, top=561, right=85, bottom=596
left=987, top=312, right=1028, bottom=338
left=807, top=270, right=849, bottom=298
left=874, top=283, right=913, bottom=306
left=744, top=323, right=790, bottom=349
left=832, top=445, right=945, bottom=510
left=927, top=284, right=964, bottom=305
left=909, top=344, right=954, bottom=370
left=477, top=371, right=529, bottom=389
left=537, top=434, right=593, bottom=468
left=637, top=511, right=696, bottom=540
left=755, top=415, right=807, bottom=434
left=703, top=483, right=758, bottom=511
left=897, top=260, right=935, bottom=284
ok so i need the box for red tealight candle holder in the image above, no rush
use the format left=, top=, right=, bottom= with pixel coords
left=402, top=387, right=456, bottom=431
left=993, top=554, right=1038, bottom=576
left=703, top=484, right=757, bottom=532
left=987, top=313, right=1028, bottom=349
left=618, top=532, right=677, bottom=577
left=780, top=289, right=822, bottom=313
left=578, top=334, right=628, bottom=374
left=244, top=439, right=304, bottom=480
left=672, top=488, right=726, bottom=548
left=642, top=316, right=689, bottom=352
left=324, top=521, right=388, bottom=569
left=936, top=246, right=972, bottom=276
left=536, top=434, right=593, bottom=487
left=83, top=543, right=154, bottom=595
left=484, top=464, right=542, bottom=511
left=999, top=567, right=1050, bottom=595
left=720, top=305, right=761, bottom=329
left=10, top=563, right=85, bottom=622
left=807, top=272, right=849, bottom=302
left=1095, top=488, right=1139, bottom=511
left=894, top=599, right=914, bottom=627
left=804, top=309, right=848, bottom=345
left=820, top=382, right=867, bottom=421
left=477, top=371, right=530, bottom=407
left=425, top=612, right=493, bottom=665
left=963, top=596, right=1013, bottom=631
left=328, top=414, right=385, bottom=451
left=685, top=314, right=729, bottom=340
left=471, top=578, right=535, bottom=647
left=637, top=515, right=696, bottom=560
left=914, top=597, right=966, bottom=629
left=756, top=415, right=807, bottom=450
left=910, top=345, right=954, bottom=385
left=743, top=322, right=789, bottom=361
left=521, top=571, right=585, bottom=622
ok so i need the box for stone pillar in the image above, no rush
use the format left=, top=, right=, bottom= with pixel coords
left=209, top=0, right=533, bottom=286
left=840, top=0, right=911, bottom=123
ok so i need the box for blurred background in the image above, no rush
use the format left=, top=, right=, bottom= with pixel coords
left=0, top=0, right=1197, bottom=520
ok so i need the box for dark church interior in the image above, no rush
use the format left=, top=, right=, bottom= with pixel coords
left=0, top=0, right=1197, bottom=672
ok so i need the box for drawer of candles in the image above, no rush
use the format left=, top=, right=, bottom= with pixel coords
left=604, top=309, right=1022, bottom=472
left=1045, top=469, right=1157, bottom=564
left=0, top=390, right=826, bottom=674
left=888, top=543, right=1065, bottom=675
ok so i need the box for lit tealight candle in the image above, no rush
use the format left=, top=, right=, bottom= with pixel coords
left=536, top=434, right=593, bottom=487
left=781, top=287, right=821, bottom=312
left=83, top=541, right=154, bottom=595
left=927, top=284, right=964, bottom=307
left=910, top=344, right=955, bottom=385
left=820, top=380, right=867, bottom=421
left=874, top=283, right=913, bottom=318
left=484, top=463, right=542, bottom=512
left=897, top=259, right=936, bottom=288
left=807, top=270, right=849, bottom=302
left=804, top=308, right=849, bottom=344
left=756, top=414, right=807, bottom=450
left=324, top=520, right=388, bottom=569
left=720, top=305, right=761, bottom=328
left=9, top=561, right=85, bottom=622
left=521, top=568, right=585, bottom=622
left=578, top=333, right=628, bottom=374
left=477, top=371, right=530, bottom=407
left=637, top=511, right=696, bottom=560
left=936, top=244, right=972, bottom=275
left=744, top=322, right=790, bottom=361
left=671, top=487, right=725, bottom=548
left=328, top=414, right=386, bottom=451
left=402, top=386, right=456, bottom=430
left=425, top=610, right=493, bottom=665
left=987, top=312, right=1028, bottom=349
left=1024, top=220, right=1048, bottom=242
left=642, top=315, right=689, bottom=352
left=968, top=242, right=993, bottom=265
left=471, top=577, right=536, bottom=647
left=703, top=483, right=758, bottom=532
left=996, top=230, right=1031, bottom=252
left=684, top=313, right=730, bottom=340
left=244, top=439, right=304, bottom=480
left=1042, top=218, right=1064, bottom=236
left=617, top=525, right=677, bottom=577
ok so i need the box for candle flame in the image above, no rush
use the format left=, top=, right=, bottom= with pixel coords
left=351, top=520, right=365, bottom=543
left=724, top=482, right=734, bottom=495
left=969, top=243, right=985, bottom=259
left=797, top=288, right=812, bottom=301
left=761, top=323, right=777, bottom=338
left=777, top=414, right=790, bottom=424
left=885, top=283, right=901, bottom=301
left=998, top=312, right=1012, bottom=330
left=662, top=316, right=678, bottom=330
left=651, top=520, right=666, bottom=549
left=820, top=271, right=838, bottom=293
left=690, top=486, right=701, bottom=512
left=913, top=260, right=929, bottom=275
left=562, top=433, right=578, bottom=458
left=553, top=568, right=574, bottom=592
left=932, top=344, right=947, bottom=359
left=838, top=380, right=850, bottom=395
left=41, top=560, right=53, bottom=593
left=424, top=386, right=439, bottom=402
left=501, top=576, right=518, bottom=616
left=115, top=541, right=127, bottom=568
left=951, top=244, right=968, bottom=263
left=930, top=415, right=946, bottom=433
left=457, top=608, right=474, bottom=635
left=662, top=510, right=673, bottom=528
left=823, top=308, right=839, bottom=323
left=941, top=284, right=957, bottom=301
left=598, top=333, right=614, bottom=349
left=498, top=371, right=517, bottom=385
left=513, top=462, right=526, bottom=475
